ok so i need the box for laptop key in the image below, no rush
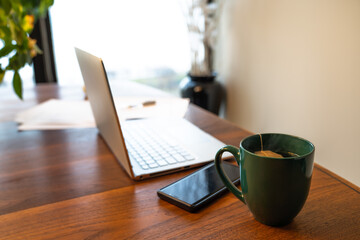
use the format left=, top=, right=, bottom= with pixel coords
left=145, top=159, right=155, bottom=164
left=140, top=164, right=149, bottom=170
left=173, top=154, right=186, bottom=162
left=148, top=162, right=159, bottom=168
left=153, top=156, right=163, bottom=161
left=161, top=153, right=171, bottom=158
left=143, top=156, right=152, bottom=161
left=165, top=157, right=177, bottom=164
left=157, top=160, right=168, bottom=166
left=137, top=160, right=146, bottom=165
left=149, top=152, right=160, bottom=158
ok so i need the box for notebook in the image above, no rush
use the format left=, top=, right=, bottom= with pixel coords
left=75, top=48, right=227, bottom=180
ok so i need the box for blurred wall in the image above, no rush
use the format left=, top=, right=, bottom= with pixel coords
left=218, top=0, right=360, bottom=186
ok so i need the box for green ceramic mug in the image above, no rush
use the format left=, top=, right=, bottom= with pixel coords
left=215, top=133, right=315, bottom=226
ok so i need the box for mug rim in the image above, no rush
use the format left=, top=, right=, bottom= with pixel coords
left=240, top=133, right=315, bottom=160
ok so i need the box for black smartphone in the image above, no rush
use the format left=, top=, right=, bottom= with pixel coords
left=157, top=162, right=240, bottom=212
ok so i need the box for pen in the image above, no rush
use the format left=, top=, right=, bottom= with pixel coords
left=127, top=100, right=156, bottom=109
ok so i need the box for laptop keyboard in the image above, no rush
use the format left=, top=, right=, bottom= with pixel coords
left=123, top=122, right=196, bottom=170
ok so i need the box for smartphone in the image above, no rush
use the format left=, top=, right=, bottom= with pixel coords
left=157, top=162, right=240, bottom=212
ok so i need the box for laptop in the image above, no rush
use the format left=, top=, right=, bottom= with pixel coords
left=75, top=48, right=228, bottom=180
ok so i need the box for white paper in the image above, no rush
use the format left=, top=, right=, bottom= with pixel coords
left=15, top=98, right=189, bottom=131
left=113, top=97, right=189, bottom=120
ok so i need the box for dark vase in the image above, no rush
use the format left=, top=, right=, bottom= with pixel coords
left=180, top=73, right=224, bottom=115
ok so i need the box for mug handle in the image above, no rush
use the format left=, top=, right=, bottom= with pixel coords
left=215, top=145, right=245, bottom=203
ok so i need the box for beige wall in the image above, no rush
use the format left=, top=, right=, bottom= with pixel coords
left=218, top=0, right=360, bottom=186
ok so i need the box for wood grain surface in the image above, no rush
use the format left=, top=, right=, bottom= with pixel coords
left=0, top=84, right=359, bottom=239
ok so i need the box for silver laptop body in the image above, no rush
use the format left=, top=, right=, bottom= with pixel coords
left=75, top=48, right=227, bottom=180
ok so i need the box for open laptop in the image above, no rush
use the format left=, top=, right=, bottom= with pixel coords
left=75, top=48, right=227, bottom=180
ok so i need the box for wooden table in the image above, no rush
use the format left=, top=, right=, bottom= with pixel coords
left=0, top=83, right=359, bottom=239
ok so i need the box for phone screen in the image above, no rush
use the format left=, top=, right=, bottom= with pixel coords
left=158, top=162, right=239, bottom=211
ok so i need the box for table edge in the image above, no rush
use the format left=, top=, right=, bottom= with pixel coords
left=314, top=163, right=360, bottom=193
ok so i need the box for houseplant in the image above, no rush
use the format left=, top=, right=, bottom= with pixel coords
left=0, top=0, right=54, bottom=99
left=179, top=0, right=224, bottom=115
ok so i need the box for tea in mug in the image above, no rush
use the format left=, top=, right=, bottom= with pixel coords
left=254, top=150, right=299, bottom=158
left=254, top=150, right=283, bottom=158
left=255, top=134, right=299, bottom=158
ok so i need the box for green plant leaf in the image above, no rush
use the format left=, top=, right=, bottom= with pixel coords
left=12, top=71, right=23, bottom=100
left=0, top=0, right=12, bottom=15
left=0, top=44, right=15, bottom=58
left=0, top=69, right=5, bottom=84
left=0, top=28, right=12, bottom=43
left=7, top=52, right=27, bottom=71
left=39, top=0, right=54, bottom=16
left=1, top=0, right=54, bottom=99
